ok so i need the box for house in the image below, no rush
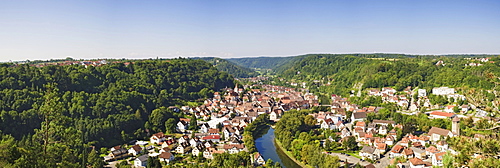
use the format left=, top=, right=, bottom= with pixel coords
left=270, top=111, right=281, bottom=121
left=379, top=125, right=388, bottom=135
left=159, top=152, right=175, bottom=163
left=403, top=148, right=414, bottom=158
left=192, top=145, right=204, bottom=156
left=321, top=118, right=335, bottom=130
left=150, top=132, right=167, bottom=144
left=360, top=146, right=380, bottom=160
left=372, top=120, right=396, bottom=126
left=411, top=147, right=426, bottom=159
left=432, top=87, right=454, bottom=95
left=177, top=120, right=189, bottom=132
left=204, top=141, right=215, bottom=148
left=409, top=157, right=431, bottom=168
left=428, top=127, right=454, bottom=141
left=203, top=148, right=224, bottom=159
left=200, top=123, right=210, bottom=133
left=377, top=143, right=387, bottom=154
left=175, top=142, right=191, bottom=154
left=426, top=146, right=440, bottom=156
left=436, top=140, right=448, bottom=151
left=431, top=152, right=446, bottom=167
left=224, top=144, right=245, bottom=154
left=208, top=128, right=220, bottom=135
left=202, top=135, right=221, bottom=143
left=178, top=135, right=190, bottom=144
left=389, top=145, right=405, bottom=158
left=189, top=138, right=201, bottom=147
left=109, top=148, right=128, bottom=161
left=128, top=144, right=142, bottom=156
left=134, top=155, right=148, bottom=167
left=351, top=112, right=367, bottom=122
left=341, top=128, right=351, bottom=138
left=254, top=153, right=266, bottom=166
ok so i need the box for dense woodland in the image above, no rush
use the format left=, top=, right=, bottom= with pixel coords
left=0, top=59, right=234, bottom=167
left=193, top=57, right=258, bottom=78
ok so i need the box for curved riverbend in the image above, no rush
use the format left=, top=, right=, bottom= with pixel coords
left=255, top=127, right=302, bottom=168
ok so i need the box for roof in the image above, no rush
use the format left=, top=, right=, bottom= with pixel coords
left=403, top=148, right=414, bottom=156
left=361, top=146, right=376, bottom=154
left=353, top=112, right=367, bottom=119
left=208, top=128, right=220, bottom=134
left=356, top=121, right=366, bottom=127
left=430, top=111, right=455, bottom=118
left=372, top=120, right=396, bottom=125
left=202, top=135, right=220, bottom=140
left=452, top=116, right=460, bottom=122
left=159, top=152, right=173, bottom=159
left=428, top=127, right=451, bottom=137
left=409, top=157, right=426, bottom=165
left=136, top=155, right=148, bottom=162
left=434, top=152, right=446, bottom=160
left=131, top=145, right=142, bottom=152
left=391, top=145, right=404, bottom=153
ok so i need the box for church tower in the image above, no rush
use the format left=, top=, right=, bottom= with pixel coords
left=452, top=116, right=460, bottom=136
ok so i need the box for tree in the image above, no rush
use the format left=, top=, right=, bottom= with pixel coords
left=87, top=149, right=104, bottom=168
left=189, top=115, right=198, bottom=131
left=342, top=136, right=357, bottom=151
left=165, top=118, right=177, bottom=134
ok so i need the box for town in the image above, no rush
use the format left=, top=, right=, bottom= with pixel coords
left=102, top=81, right=498, bottom=168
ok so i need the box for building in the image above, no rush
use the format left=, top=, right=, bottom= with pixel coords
left=452, top=116, right=460, bottom=136
left=134, top=155, right=148, bottom=167
left=432, top=87, right=455, bottom=95
left=418, top=89, right=427, bottom=97
left=428, top=127, right=454, bottom=142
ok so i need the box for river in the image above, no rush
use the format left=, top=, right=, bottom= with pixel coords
left=255, top=127, right=301, bottom=168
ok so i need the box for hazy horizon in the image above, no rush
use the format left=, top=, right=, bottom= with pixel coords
left=2, top=0, right=500, bottom=62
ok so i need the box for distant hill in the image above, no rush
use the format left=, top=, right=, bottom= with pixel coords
left=226, top=56, right=298, bottom=69
left=192, top=57, right=258, bottom=78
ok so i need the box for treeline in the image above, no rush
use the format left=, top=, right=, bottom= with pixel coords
left=193, top=57, right=258, bottom=78
left=274, top=109, right=340, bottom=168
left=0, top=59, right=235, bottom=167
left=271, top=54, right=500, bottom=96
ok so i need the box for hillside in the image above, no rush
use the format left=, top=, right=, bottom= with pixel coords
left=193, top=57, right=258, bottom=78
left=269, top=54, right=500, bottom=96
left=226, top=56, right=298, bottom=69
left=0, top=59, right=235, bottom=167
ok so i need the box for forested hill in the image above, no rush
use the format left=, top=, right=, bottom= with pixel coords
left=0, top=59, right=234, bottom=167
left=226, top=56, right=299, bottom=69
left=270, top=54, right=500, bottom=96
left=192, top=57, right=258, bottom=78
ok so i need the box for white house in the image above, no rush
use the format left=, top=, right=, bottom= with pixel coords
left=128, top=144, right=142, bottom=156
left=150, top=132, right=167, bottom=144
left=254, top=153, right=266, bottom=166
left=431, top=152, right=446, bottom=167
left=159, top=152, right=175, bottom=163
left=360, top=146, right=380, bottom=161
left=134, top=155, right=148, bottom=167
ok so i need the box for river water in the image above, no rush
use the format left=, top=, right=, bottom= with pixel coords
left=255, top=127, right=301, bottom=168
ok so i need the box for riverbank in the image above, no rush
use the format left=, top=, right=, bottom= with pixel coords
left=273, top=139, right=308, bottom=168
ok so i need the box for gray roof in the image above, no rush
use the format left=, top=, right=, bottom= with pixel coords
left=136, top=155, right=148, bottom=162
left=361, top=146, right=376, bottom=154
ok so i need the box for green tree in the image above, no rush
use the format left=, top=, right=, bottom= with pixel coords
left=87, top=149, right=104, bottom=168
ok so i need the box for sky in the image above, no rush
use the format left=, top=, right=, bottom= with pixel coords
left=1, top=0, right=499, bottom=62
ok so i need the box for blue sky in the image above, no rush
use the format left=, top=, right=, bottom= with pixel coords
left=1, top=0, right=499, bottom=62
